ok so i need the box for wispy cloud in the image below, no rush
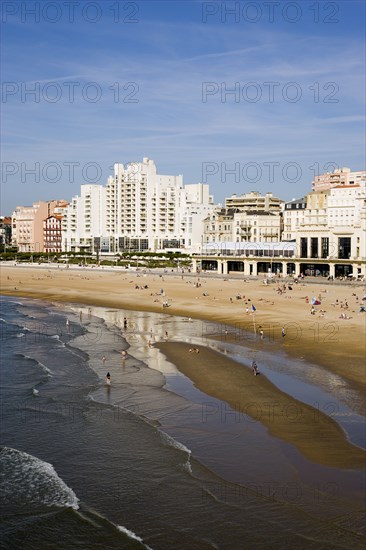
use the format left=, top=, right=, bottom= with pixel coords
left=1, top=2, right=365, bottom=212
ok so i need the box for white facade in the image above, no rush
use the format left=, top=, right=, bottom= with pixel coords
left=327, top=183, right=366, bottom=263
left=62, top=185, right=106, bottom=252
left=106, top=158, right=183, bottom=250
left=105, top=159, right=214, bottom=252
left=282, top=198, right=307, bottom=241
left=294, top=183, right=366, bottom=277
left=181, top=183, right=215, bottom=251
left=185, top=183, right=213, bottom=205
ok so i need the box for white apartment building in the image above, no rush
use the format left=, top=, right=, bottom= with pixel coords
left=181, top=184, right=215, bottom=251
left=105, top=159, right=214, bottom=252
left=62, top=185, right=106, bottom=253
left=282, top=198, right=307, bottom=241
left=105, top=158, right=183, bottom=251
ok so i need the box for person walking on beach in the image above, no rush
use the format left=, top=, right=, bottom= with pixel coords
left=102, top=355, right=106, bottom=364
left=123, top=317, right=127, bottom=329
left=251, top=360, right=259, bottom=376
left=281, top=326, right=286, bottom=338
left=106, top=372, right=111, bottom=384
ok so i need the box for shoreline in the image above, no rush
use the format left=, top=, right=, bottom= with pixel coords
left=154, top=341, right=365, bottom=468
left=1, top=264, right=365, bottom=393
left=0, top=265, right=366, bottom=389
left=3, top=298, right=366, bottom=549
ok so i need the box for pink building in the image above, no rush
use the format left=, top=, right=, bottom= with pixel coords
left=12, top=200, right=68, bottom=252
left=312, top=167, right=366, bottom=192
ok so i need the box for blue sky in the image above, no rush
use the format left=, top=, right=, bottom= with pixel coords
left=1, top=0, right=365, bottom=213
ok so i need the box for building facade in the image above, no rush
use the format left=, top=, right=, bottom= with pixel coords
left=105, top=159, right=214, bottom=252
left=225, top=191, right=283, bottom=212
left=44, top=215, right=63, bottom=253
left=12, top=200, right=68, bottom=252
left=0, top=217, right=12, bottom=246
left=62, top=185, right=106, bottom=253
left=282, top=198, right=307, bottom=241
left=312, top=167, right=366, bottom=192
left=233, top=211, right=282, bottom=243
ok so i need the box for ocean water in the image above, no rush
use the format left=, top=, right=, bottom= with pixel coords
left=0, top=296, right=365, bottom=550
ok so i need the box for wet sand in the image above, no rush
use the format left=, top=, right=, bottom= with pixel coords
left=155, top=341, right=365, bottom=469
left=1, top=264, right=365, bottom=390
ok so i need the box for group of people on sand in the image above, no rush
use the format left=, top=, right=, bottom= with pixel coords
left=189, top=348, right=200, bottom=354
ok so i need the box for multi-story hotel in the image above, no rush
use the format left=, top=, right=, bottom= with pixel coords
left=60, top=159, right=214, bottom=253
left=105, top=158, right=213, bottom=252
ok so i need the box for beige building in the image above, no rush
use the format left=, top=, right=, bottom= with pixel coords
left=203, top=208, right=282, bottom=245
left=225, top=191, right=283, bottom=212
left=203, top=209, right=237, bottom=243
left=233, top=211, right=282, bottom=243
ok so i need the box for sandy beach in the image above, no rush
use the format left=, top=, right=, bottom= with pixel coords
left=1, top=264, right=365, bottom=391
left=0, top=265, right=366, bottom=548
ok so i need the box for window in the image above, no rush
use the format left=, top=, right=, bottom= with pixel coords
left=338, top=237, right=351, bottom=259
left=321, top=237, right=329, bottom=258
left=300, top=237, right=308, bottom=258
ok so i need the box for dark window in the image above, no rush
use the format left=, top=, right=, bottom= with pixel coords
left=301, top=237, right=308, bottom=258
left=311, top=238, right=318, bottom=258
left=321, top=237, right=329, bottom=258
left=338, top=237, right=351, bottom=259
